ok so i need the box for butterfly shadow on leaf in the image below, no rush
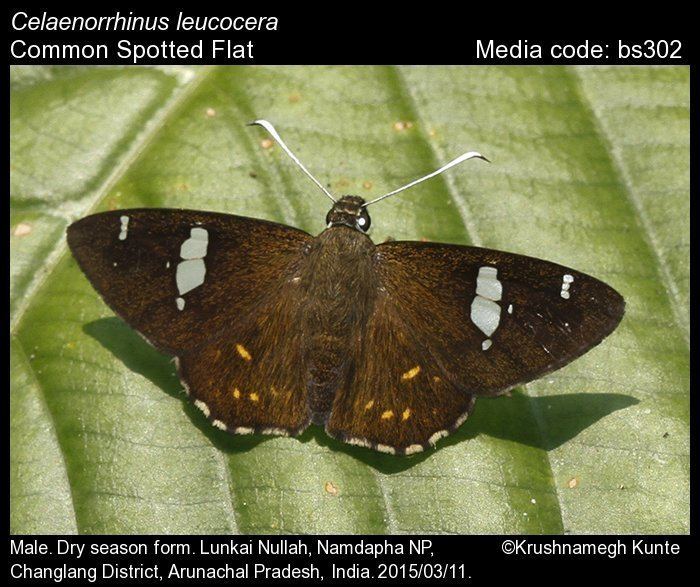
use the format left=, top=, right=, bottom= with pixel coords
left=84, top=317, right=269, bottom=453
left=440, top=390, right=639, bottom=451
left=305, top=389, right=639, bottom=474
left=84, top=317, right=638, bottom=472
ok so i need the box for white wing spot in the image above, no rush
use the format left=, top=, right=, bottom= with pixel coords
left=176, top=297, right=185, bottom=311
left=194, top=399, right=210, bottom=418
left=454, top=410, right=471, bottom=428
left=471, top=266, right=503, bottom=339
left=404, top=444, right=424, bottom=455
left=482, top=339, right=492, bottom=351
left=428, top=430, right=448, bottom=446
left=346, top=437, right=372, bottom=449
left=560, top=274, right=574, bottom=299
left=118, top=215, right=129, bottom=240
left=176, top=259, right=206, bottom=295
left=180, top=227, right=209, bottom=259
left=212, top=419, right=227, bottom=431
left=508, top=304, right=513, bottom=314
left=175, top=227, right=209, bottom=307
left=471, top=296, right=501, bottom=337
left=261, top=427, right=290, bottom=437
left=475, top=266, right=502, bottom=301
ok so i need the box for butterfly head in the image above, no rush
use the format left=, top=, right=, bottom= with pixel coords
left=326, top=195, right=371, bottom=233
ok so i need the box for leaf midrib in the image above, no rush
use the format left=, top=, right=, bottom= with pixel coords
left=11, top=66, right=247, bottom=534
left=10, top=67, right=214, bottom=335
left=568, top=67, right=689, bottom=346
left=11, top=338, right=79, bottom=533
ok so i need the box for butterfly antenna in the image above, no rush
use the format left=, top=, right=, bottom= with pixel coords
left=363, top=151, right=490, bottom=207
left=248, top=119, right=336, bottom=203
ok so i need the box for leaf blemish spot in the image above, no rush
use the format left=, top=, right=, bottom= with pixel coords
left=13, top=223, right=32, bottom=237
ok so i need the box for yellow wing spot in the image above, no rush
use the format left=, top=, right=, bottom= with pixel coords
left=270, top=386, right=278, bottom=396
left=381, top=410, right=394, bottom=420
left=401, top=366, right=421, bottom=381
left=365, top=400, right=375, bottom=410
left=250, top=392, right=259, bottom=402
left=433, top=376, right=441, bottom=383
left=235, top=344, right=252, bottom=361
left=233, top=388, right=241, bottom=399
left=402, top=408, right=411, bottom=421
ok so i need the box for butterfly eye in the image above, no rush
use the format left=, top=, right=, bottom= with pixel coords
left=357, top=212, right=371, bottom=232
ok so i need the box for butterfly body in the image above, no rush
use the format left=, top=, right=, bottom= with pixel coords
left=300, top=224, right=377, bottom=424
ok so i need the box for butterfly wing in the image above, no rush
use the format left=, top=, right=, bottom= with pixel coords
left=68, top=208, right=314, bottom=436
left=326, top=240, right=624, bottom=454
left=325, top=290, right=477, bottom=454
left=67, top=209, right=312, bottom=353
left=175, top=289, right=313, bottom=436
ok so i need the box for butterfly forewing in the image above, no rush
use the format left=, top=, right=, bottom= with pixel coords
left=373, top=241, right=625, bottom=396
left=67, top=209, right=312, bottom=353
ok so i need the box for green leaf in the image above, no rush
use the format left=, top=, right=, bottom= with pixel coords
left=10, top=65, right=689, bottom=534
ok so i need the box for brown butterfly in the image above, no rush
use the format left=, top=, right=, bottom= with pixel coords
left=67, top=120, right=624, bottom=455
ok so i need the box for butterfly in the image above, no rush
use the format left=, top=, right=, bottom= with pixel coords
left=67, top=120, right=625, bottom=456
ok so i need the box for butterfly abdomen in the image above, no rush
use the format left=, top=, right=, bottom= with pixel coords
left=306, top=336, right=346, bottom=423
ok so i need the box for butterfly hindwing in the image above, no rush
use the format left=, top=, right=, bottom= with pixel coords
left=67, top=209, right=312, bottom=353
left=176, top=286, right=312, bottom=436
left=325, top=291, right=476, bottom=455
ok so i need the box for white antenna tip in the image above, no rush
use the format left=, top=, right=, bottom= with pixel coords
left=363, top=149, right=490, bottom=207
left=247, top=120, right=336, bottom=203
